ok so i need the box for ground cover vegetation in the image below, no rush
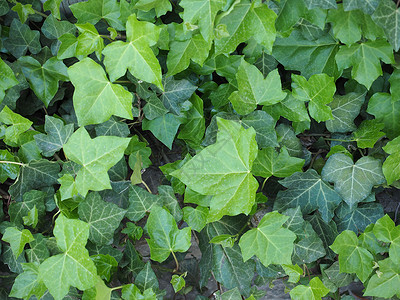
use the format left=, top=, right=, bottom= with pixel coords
left=0, top=0, right=400, bottom=299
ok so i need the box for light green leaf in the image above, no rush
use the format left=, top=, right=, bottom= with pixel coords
left=322, top=154, right=385, bottom=208
left=9, top=190, right=46, bottom=227
left=0, top=106, right=32, bottom=146
left=182, top=206, right=208, bottom=232
left=229, top=60, right=286, bottom=115
left=82, top=277, right=113, bottom=300
left=252, top=147, right=304, bottom=179
left=0, top=58, right=19, bottom=102
left=275, top=169, right=342, bottom=223
left=2, top=227, right=34, bottom=258
left=343, top=0, right=379, bottom=14
left=63, top=127, right=130, bottom=197
left=215, top=1, right=277, bottom=55
left=57, top=33, right=78, bottom=60
left=75, top=23, right=104, bottom=58
left=383, top=137, right=400, bottom=185
left=326, top=92, right=365, bottom=133
left=330, top=230, right=373, bottom=282
left=282, top=264, right=303, bottom=283
left=58, top=174, right=79, bottom=200
left=335, top=39, right=394, bottom=89
left=352, top=119, right=385, bottom=148
left=68, top=57, right=133, bottom=126
left=263, top=93, right=310, bottom=124
left=102, top=14, right=162, bottom=88
left=78, top=192, right=126, bottom=245
left=12, top=2, right=35, bottom=24
left=23, top=205, right=38, bottom=228
left=241, top=110, right=278, bottom=148
left=172, top=118, right=258, bottom=222
left=171, top=273, right=186, bottom=293
left=239, top=211, right=296, bottom=267
left=134, top=0, right=172, bottom=17
left=290, top=277, right=329, bottom=300
left=43, top=0, right=63, bottom=19
left=38, top=215, right=97, bottom=300
left=4, top=19, right=41, bottom=59
left=121, top=284, right=156, bottom=300
left=146, top=206, right=191, bottom=262
left=372, top=0, right=400, bottom=51
left=373, top=215, right=400, bottom=263
left=305, top=0, right=336, bottom=9
left=143, top=94, right=168, bottom=120
left=126, top=185, right=162, bottom=221
left=291, top=73, right=335, bottom=122
left=142, top=113, right=181, bottom=149
left=364, top=258, right=400, bottom=298
left=367, top=93, right=400, bottom=139
left=9, top=262, right=47, bottom=300
left=0, top=149, right=20, bottom=183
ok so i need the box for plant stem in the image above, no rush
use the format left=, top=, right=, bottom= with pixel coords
left=114, top=80, right=132, bottom=84
left=0, top=160, right=25, bottom=166
left=171, top=251, right=179, bottom=272
left=141, top=180, right=152, bottom=194
left=324, top=138, right=354, bottom=142
left=34, top=9, right=48, bottom=18
left=110, top=285, right=124, bottom=291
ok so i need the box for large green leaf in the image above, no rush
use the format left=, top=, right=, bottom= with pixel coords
left=372, top=0, right=400, bottom=51
left=0, top=58, right=18, bottom=102
left=335, top=39, right=394, bottom=89
left=171, top=118, right=258, bottom=222
left=78, top=192, right=126, bottom=245
left=274, top=169, right=342, bottom=223
left=214, top=1, right=277, bottom=55
left=239, top=211, right=296, bottom=267
left=38, top=215, right=97, bottom=300
left=102, top=14, right=161, bottom=88
left=146, top=206, right=191, bottom=263
left=68, top=57, right=133, bottom=126
left=63, top=127, right=130, bottom=197
left=75, top=23, right=104, bottom=58
left=9, top=262, right=47, bottom=300
left=321, top=154, right=385, bottom=208
left=365, top=258, right=400, bottom=298
left=4, top=19, right=41, bottom=58
left=291, top=73, right=335, bottom=122
left=229, top=60, right=286, bottom=115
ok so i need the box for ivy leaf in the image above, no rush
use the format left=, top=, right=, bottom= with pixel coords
left=0, top=106, right=32, bottom=146
left=335, top=39, right=394, bottom=89
left=240, top=110, right=278, bottom=148
left=215, top=1, right=277, bottom=55
left=0, top=58, right=19, bottom=101
left=322, top=154, right=385, bottom=208
left=372, top=0, right=400, bottom=51
left=142, top=113, right=181, bottom=149
left=171, top=118, right=258, bottom=222
left=4, top=19, right=41, bottom=59
left=343, top=0, right=379, bottom=14
left=43, top=0, right=63, bottom=19
left=330, top=230, right=373, bottom=282
left=252, top=147, right=304, bottom=179
left=364, top=258, right=400, bottom=298
left=68, top=57, right=133, bottom=126
left=382, top=137, right=400, bottom=185
left=9, top=190, right=46, bottom=227
left=135, top=262, right=160, bottom=294
left=126, top=186, right=162, bottom=222
left=102, top=14, right=162, bottom=88
left=326, top=92, right=365, bottom=133
left=57, top=33, right=78, bottom=60
left=179, top=0, right=226, bottom=44
left=275, top=0, right=307, bottom=34
left=239, top=211, right=296, bottom=267
left=229, top=60, right=286, bottom=115
left=182, top=206, right=208, bottom=232
left=75, top=23, right=104, bottom=58
left=373, top=215, right=400, bottom=263
left=178, top=94, right=205, bottom=148
left=9, top=262, right=47, bottom=300
left=90, top=254, right=118, bottom=281
left=304, top=0, right=336, bottom=9
left=38, top=215, right=97, bottom=299
left=70, top=0, right=123, bottom=30
left=78, top=192, right=126, bottom=245
left=18, top=56, right=69, bottom=107
left=146, top=206, right=191, bottom=263
left=11, top=3, right=35, bottom=24
left=2, top=227, right=34, bottom=258
left=134, top=0, right=172, bottom=17
left=289, top=277, right=329, bottom=300
left=274, top=169, right=342, bottom=223
left=282, top=264, right=303, bottom=283
left=291, top=73, right=335, bottom=122
left=121, top=284, right=156, bottom=300
left=143, top=94, right=168, bottom=120
left=41, top=14, right=76, bottom=40
left=63, top=127, right=130, bottom=197
left=367, top=93, right=400, bottom=139
left=352, top=119, right=385, bottom=149
left=95, top=116, right=130, bottom=138
left=263, top=93, right=310, bottom=124
left=0, top=149, right=20, bottom=183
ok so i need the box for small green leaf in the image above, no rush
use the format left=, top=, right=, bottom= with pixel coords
left=121, top=284, right=156, bottom=300
left=43, top=0, right=63, bottom=19
left=210, top=234, right=236, bottom=248
left=182, top=206, right=208, bottom=232
left=0, top=149, right=20, bottom=183
left=0, top=106, right=32, bottom=146
left=11, top=3, right=35, bottom=24
left=146, top=206, right=191, bottom=263
left=126, top=185, right=162, bottom=221
left=142, top=113, right=181, bottom=149
left=134, top=0, right=172, bottom=17
left=178, top=94, right=205, bottom=148
left=2, top=227, right=34, bottom=258
left=9, top=262, right=47, bottom=300
left=289, top=277, right=329, bottom=300
left=282, top=264, right=303, bottom=283
left=90, top=254, right=118, bottom=281
left=239, top=211, right=296, bottom=267
left=121, top=222, right=143, bottom=241
left=171, top=273, right=186, bottom=293
left=75, top=23, right=104, bottom=58
left=22, top=206, right=38, bottom=228
left=383, top=136, right=400, bottom=185
left=0, top=58, right=19, bottom=102
left=352, top=119, right=385, bottom=148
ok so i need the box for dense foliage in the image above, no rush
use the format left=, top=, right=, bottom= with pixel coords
left=1, top=0, right=400, bottom=299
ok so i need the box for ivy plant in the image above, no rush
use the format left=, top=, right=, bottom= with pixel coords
left=0, top=0, right=400, bottom=299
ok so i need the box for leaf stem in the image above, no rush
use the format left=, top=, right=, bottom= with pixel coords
left=114, top=80, right=132, bottom=84
left=34, top=9, right=48, bottom=18
left=141, top=180, right=152, bottom=194
left=0, top=160, right=25, bottom=166
left=324, top=138, right=354, bottom=143
left=171, top=251, right=179, bottom=272
left=110, top=285, right=124, bottom=291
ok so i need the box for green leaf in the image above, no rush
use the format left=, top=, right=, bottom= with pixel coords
left=291, top=73, right=335, bottom=122
left=95, top=116, right=130, bottom=138
left=305, top=0, right=336, bottom=9
left=216, top=288, right=242, bottom=300
left=373, top=215, right=400, bottom=263
left=274, top=169, right=342, bottom=223
left=179, top=0, right=226, bottom=44
left=335, top=39, right=394, bottom=89
left=57, top=33, right=78, bottom=60
left=330, top=230, right=373, bottom=282
left=121, top=284, right=156, bottom=300
left=0, top=106, right=32, bottom=146
left=134, top=0, right=172, bottom=17
left=321, top=261, right=354, bottom=293
left=289, top=277, right=329, bottom=300
left=252, top=147, right=304, bottom=179
left=121, top=222, right=143, bottom=241
left=352, top=119, right=385, bottom=148
left=215, top=1, right=277, bottom=55
left=182, top=206, right=208, bottom=232
left=82, top=277, right=113, bottom=300
left=38, top=215, right=97, bottom=300
left=171, top=273, right=186, bottom=293
left=26, top=234, right=50, bottom=264
left=167, top=34, right=209, bottom=76
left=23, top=205, right=38, bottom=228
left=78, top=192, right=126, bottom=245
left=239, top=211, right=296, bottom=267
left=0, top=149, right=20, bottom=183
left=383, top=137, right=400, bottom=185
left=321, top=154, right=385, bottom=208
left=143, top=94, right=168, bottom=120
left=263, top=93, right=310, bottom=124
left=75, top=23, right=104, bottom=58
left=12, top=3, right=34, bottom=24
left=326, top=92, right=365, bottom=133
left=241, top=110, right=278, bottom=148
left=172, top=118, right=258, bottom=222
left=2, top=227, right=34, bottom=258
left=146, top=206, right=191, bottom=262
left=91, top=254, right=118, bottom=281
left=63, top=127, right=130, bottom=197
left=0, top=58, right=19, bottom=102
left=275, top=0, right=307, bottom=34
left=229, top=60, right=286, bottom=115
left=43, top=0, right=63, bottom=19
left=70, top=0, right=123, bottom=30
left=135, top=262, right=160, bottom=293
left=178, top=94, right=205, bottom=148
left=41, top=14, right=76, bottom=40
left=102, top=14, right=162, bottom=88
left=209, top=234, right=236, bottom=248
left=343, top=0, right=379, bottom=14
left=4, top=19, right=41, bottom=58
left=367, top=93, right=400, bottom=139
left=126, top=185, right=162, bottom=221
left=282, top=264, right=303, bottom=283
left=68, top=57, right=133, bottom=126
left=9, top=262, right=47, bottom=300
left=9, top=190, right=46, bottom=227
left=372, top=0, right=400, bottom=51
left=142, top=113, right=181, bottom=149
left=364, top=258, right=400, bottom=298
